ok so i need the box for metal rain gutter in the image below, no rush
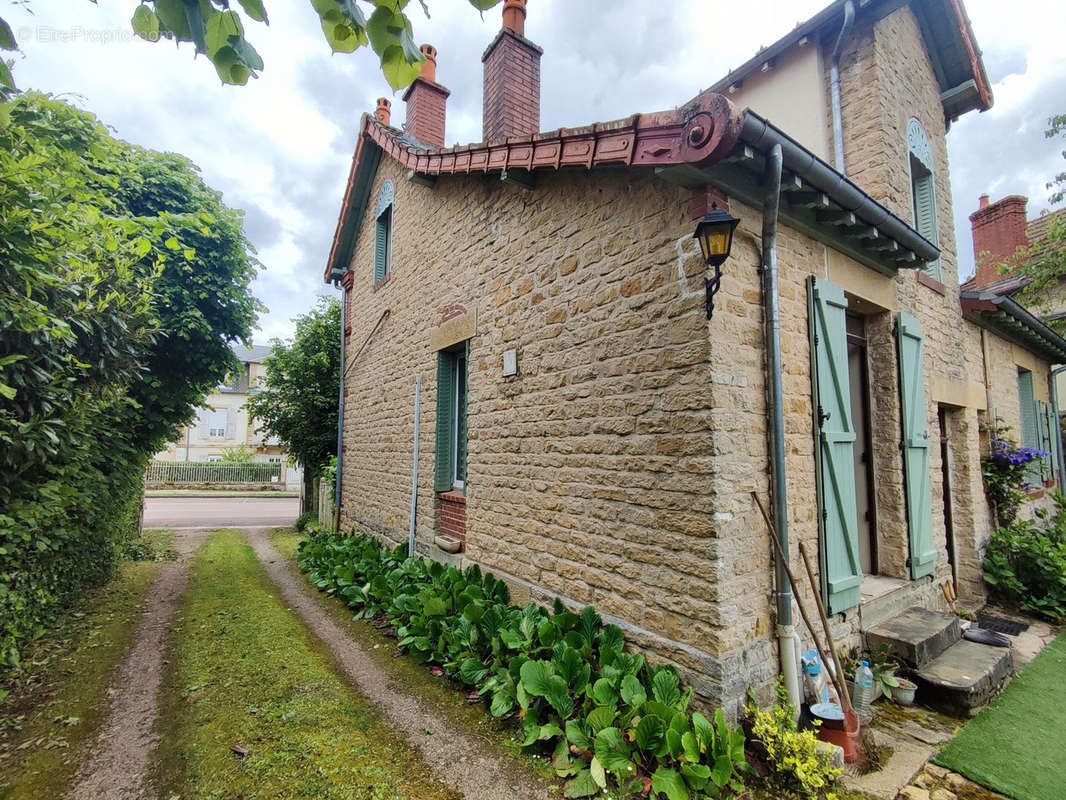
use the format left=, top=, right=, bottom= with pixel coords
left=737, top=111, right=940, bottom=264
left=829, top=0, right=855, bottom=173
left=761, top=142, right=801, bottom=714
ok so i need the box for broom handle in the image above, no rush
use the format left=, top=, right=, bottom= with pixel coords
left=796, top=540, right=855, bottom=717
left=751, top=492, right=853, bottom=716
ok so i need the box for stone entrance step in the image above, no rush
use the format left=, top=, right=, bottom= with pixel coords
left=865, top=606, right=961, bottom=668
left=913, top=638, right=1013, bottom=716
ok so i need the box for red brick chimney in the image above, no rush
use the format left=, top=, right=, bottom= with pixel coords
left=374, top=97, right=391, bottom=126
left=402, top=44, right=450, bottom=147
left=970, top=194, right=1030, bottom=287
left=482, top=0, right=542, bottom=141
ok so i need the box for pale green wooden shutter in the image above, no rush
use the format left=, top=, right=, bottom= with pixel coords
left=1017, top=372, right=1039, bottom=485
left=374, top=209, right=389, bottom=283
left=457, top=342, right=468, bottom=485
left=897, top=312, right=936, bottom=579
left=434, top=352, right=456, bottom=492
left=914, top=175, right=940, bottom=280
left=808, top=276, right=862, bottom=614
left=1038, top=401, right=1052, bottom=482
left=1045, top=402, right=1059, bottom=482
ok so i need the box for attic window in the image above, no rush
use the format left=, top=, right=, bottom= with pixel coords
left=907, top=118, right=940, bottom=281
left=373, top=180, right=394, bottom=285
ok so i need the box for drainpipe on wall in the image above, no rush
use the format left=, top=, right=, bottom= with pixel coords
left=1051, top=366, right=1066, bottom=491
left=829, top=0, right=855, bottom=174
left=762, top=143, right=801, bottom=713
left=333, top=281, right=346, bottom=532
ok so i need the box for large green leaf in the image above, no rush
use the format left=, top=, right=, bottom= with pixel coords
left=519, top=660, right=554, bottom=696
left=205, top=10, right=241, bottom=56
left=564, top=769, right=600, bottom=798
left=467, top=0, right=501, bottom=10
left=586, top=706, right=616, bottom=733
left=365, top=5, right=404, bottom=55
left=458, top=657, right=488, bottom=686
left=680, top=762, right=710, bottom=789
left=711, top=755, right=733, bottom=788
left=0, top=17, right=16, bottom=50
left=154, top=0, right=193, bottom=40
left=565, top=719, right=592, bottom=749
left=598, top=624, right=624, bottom=654
left=236, top=0, right=269, bottom=23
left=578, top=605, right=602, bottom=646
left=651, top=668, right=681, bottom=708
left=620, top=674, right=646, bottom=707
left=691, top=712, right=715, bottom=753
left=589, top=757, right=607, bottom=789
left=591, top=677, right=618, bottom=708
left=380, top=44, right=422, bottom=91
left=651, top=767, right=689, bottom=800
left=318, top=9, right=368, bottom=54
left=634, top=713, right=666, bottom=753
left=131, top=6, right=160, bottom=41
left=490, top=688, right=514, bottom=717
left=594, top=727, right=634, bottom=775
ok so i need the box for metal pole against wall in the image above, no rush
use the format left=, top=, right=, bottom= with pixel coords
left=408, top=375, right=422, bottom=558
left=1051, top=366, right=1066, bottom=491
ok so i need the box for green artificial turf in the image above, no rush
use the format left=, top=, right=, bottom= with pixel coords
left=934, top=630, right=1066, bottom=800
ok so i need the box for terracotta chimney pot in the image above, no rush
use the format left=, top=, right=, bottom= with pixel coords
left=502, top=0, right=527, bottom=36
left=419, top=44, right=437, bottom=83
left=374, top=97, right=391, bottom=126
left=979, top=193, right=990, bottom=209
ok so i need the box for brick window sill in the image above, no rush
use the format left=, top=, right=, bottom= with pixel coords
left=373, top=273, right=392, bottom=293
left=437, top=489, right=466, bottom=504
left=916, top=271, right=946, bottom=295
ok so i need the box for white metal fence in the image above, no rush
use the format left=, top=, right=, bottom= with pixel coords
left=147, top=461, right=282, bottom=485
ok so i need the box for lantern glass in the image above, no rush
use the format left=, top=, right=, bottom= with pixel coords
left=693, top=205, right=740, bottom=268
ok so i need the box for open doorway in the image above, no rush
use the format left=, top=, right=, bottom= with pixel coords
left=846, top=313, right=878, bottom=575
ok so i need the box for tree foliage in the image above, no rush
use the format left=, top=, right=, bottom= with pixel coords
left=1047, top=113, right=1066, bottom=206
left=0, top=92, right=259, bottom=667
left=1002, top=114, right=1066, bottom=331
left=247, top=297, right=341, bottom=477
left=0, top=1, right=502, bottom=94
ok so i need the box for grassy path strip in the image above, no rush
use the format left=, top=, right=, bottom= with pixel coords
left=934, top=629, right=1066, bottom=800
left=249, top=529, right=556, bottom=800
left=67, top=528, right=208, bottom=800
left=150, top=529, right=459, bottom=800
left=0, top=561, right=164, bottom=800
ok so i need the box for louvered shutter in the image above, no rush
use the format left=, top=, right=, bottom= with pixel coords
left=808, top=276, right=862, bottom=614
left=1017, top=372, right=1039, bottom=485
left=434, top=352, right=456, bottom=492
left=1045, top=403, right=1059, bottom=483
left=457, top=342, right=468, bottom=485
left=196, top=408, right=210, bottom=440
left=1038, top=401, right=1052, bottom=482
left=374, top=209, right=389, bottom=284
left=224, top=409, right=236, bottom=441
left=914, top=173, right=940, bottom=281
left=897, top=312, right=936, bottom=579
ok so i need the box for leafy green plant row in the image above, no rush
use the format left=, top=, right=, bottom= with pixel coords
left=297, top=533, right=748, bottom=799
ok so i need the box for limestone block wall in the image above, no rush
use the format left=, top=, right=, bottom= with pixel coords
left=340, top=158, right=752, bottom=706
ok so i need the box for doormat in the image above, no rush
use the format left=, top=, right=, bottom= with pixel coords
left=976, top=613, right=1028, bottom=636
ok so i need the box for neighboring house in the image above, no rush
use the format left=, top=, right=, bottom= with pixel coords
left=155, top=344, right=287, bottom=464
left=324, top=0, right=1064, bottom=713
left=964, top=195, right=1066, bottom=428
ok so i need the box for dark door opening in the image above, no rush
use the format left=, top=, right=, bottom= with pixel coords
left=938, top=407, right=957, bottom=588
left=846, top=313, right=877, bottom=575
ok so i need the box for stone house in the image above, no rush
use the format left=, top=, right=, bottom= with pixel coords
left=964, top=195, right=1066, bottom=456
left=324, top=0, right=1065, bottom=712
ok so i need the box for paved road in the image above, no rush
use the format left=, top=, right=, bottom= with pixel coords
left=143, top=495, right=300, bottom=529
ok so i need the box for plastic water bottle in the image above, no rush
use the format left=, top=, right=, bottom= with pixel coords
left=854, top=660, right=875, bottom=722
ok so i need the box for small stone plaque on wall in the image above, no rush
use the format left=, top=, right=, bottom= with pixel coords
left=430, top=304, right=476, bottom=351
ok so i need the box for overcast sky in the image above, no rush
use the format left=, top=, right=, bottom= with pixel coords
left=7, top=0, right=1064, bottom=341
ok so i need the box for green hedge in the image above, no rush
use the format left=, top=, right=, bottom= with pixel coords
left=298, top=533, right=748, bottom=800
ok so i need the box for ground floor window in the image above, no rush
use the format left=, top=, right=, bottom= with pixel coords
left=434, top=345, right=467, bottom=493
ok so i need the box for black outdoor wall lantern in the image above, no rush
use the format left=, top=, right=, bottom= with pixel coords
left=693, top=203, right=740, bottom=320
